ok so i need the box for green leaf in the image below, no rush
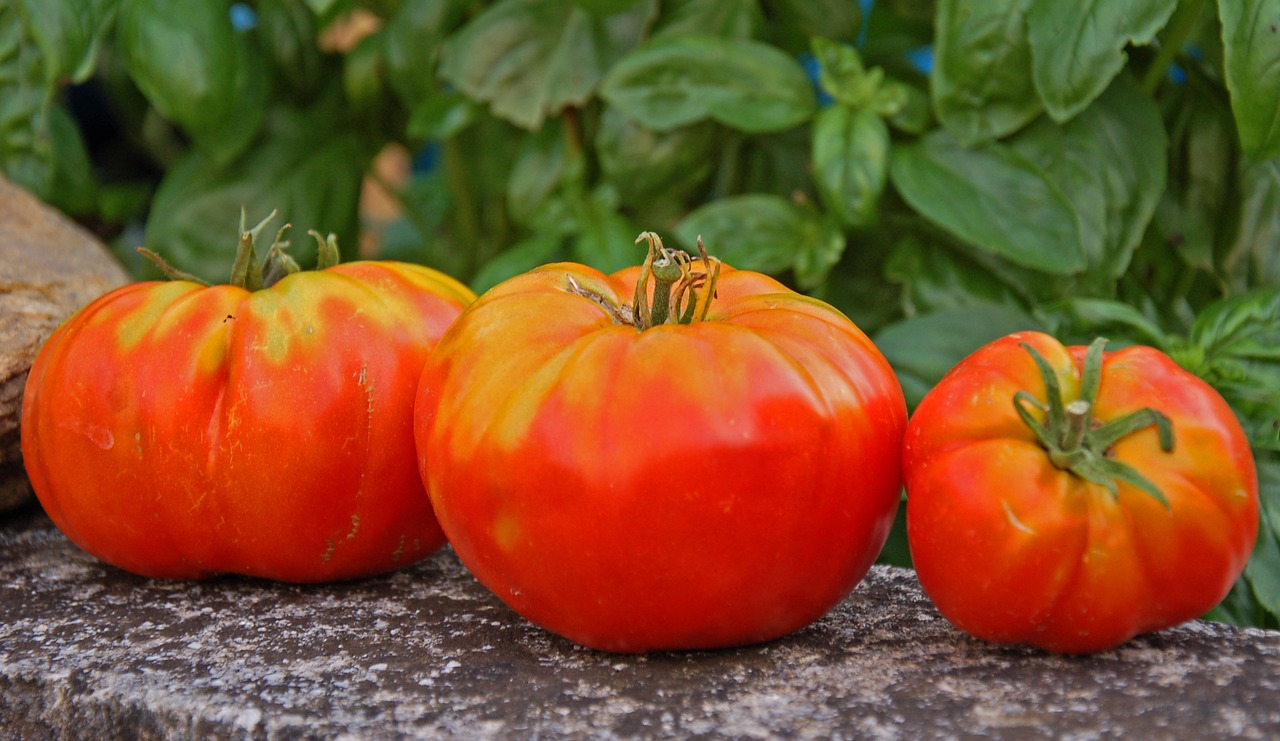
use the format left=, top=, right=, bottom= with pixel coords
left=874, top=303, right=1043, bottom=410
left=791, top=215, right=847, bottom=290
left=889, top=129, right=1087, bottom=274
left=255, top=0, right=328, bottom=99
left=811, top=105, right=889, bottom=228
left=143, top=102, right=370, bottom=283
left=651, top=0, right=763, bottom=40
left=1010, top=73, right=1167, bottom=287
left=17, top=0, right=118, bottom=84
left=1225, top=159, right=1280, bottom=289
left=1220, top=0, right=1280, bottom=160
left=672, top=194, right=807, bottom=275
left=1027, top=0, right=1177, bottom=122
left=471, top=234, right=564, bottom=294
left=407, top=91, right=479, bottom=141
left=1035, top=298, right=1169, bottom=348
left=810, top=38, right=907, bottom=116
left=595, top=106, right=716, bottom=203
left=762, top=0, right=863, bottom=54
left=885, top=236, right=1030, bottom=317
left=116, top=0, right=239, bottom=143
left=600, top=35, right=818, bottom=133
left=439, top=0, right=653, bottom=130
left=506, top=121, right=586, bottom=233
left=45, top=105, right=97, bottom=216
left=0, top=5, right=56, bottom=199
left=932, top=0, right=1041, bottom=146
left=570, top=186, right=640, bottom=274
left=571, top=0, right=643, bottom=14
left=1243, top=455, right=1280, bottom=617
left=382, top=0, right=468, bottom=111
left=1177, top=289, right=1280, bottom=452
left=1155, top=75, right=1237, bottom=274
left=673, top=195, right=844, bottom=287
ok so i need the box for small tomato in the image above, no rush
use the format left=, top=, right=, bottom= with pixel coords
left=21, top=213, right=474, bottom=582
left=415, top=234, right=907, bottom=652
left=904, top=331, right=1259, bottom=653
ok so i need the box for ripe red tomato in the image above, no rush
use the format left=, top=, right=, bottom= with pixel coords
left=21, top=221, right=474, bottom=582
left=904, top=331, right=1259, bottom=653
left=415, top=234, right=907, bottom=652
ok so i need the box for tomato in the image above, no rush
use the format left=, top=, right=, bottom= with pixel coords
left=903, top=331, right=1259, bottom=653
left=414, top=234, right=907, bottom=652
left=21, top=215, right=474, bottom=582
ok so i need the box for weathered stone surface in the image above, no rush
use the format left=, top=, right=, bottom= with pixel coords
left=2, top=505, right=1278, bottom=740
left=0, top=177, right=131, bottom=512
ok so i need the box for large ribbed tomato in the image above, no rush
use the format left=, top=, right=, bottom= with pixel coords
left=415, top=234, right=907, bottom=652
left=904, top=331, right=1259, bottom=653
left=21, top=216, right=474, bottom=582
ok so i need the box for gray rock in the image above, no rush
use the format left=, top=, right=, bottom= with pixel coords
left=0, top=176, right=131, bottom=513
left=2, top=507, right=1278, bottom=740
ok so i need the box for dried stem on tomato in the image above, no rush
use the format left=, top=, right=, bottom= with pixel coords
left=137, top=209, right=340, bottom=291
left=1013, top=338, right=1176, bottom=509
left=630, top=232, right=721, bottom=330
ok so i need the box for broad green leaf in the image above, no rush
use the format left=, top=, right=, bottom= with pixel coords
left=874, top=303, right=1043, bottom=411
left=889, top=130, right=1087, bottom=274
left=1243, top=456, right=1280, bottom=617
left=0, top=5, right=55, bottom=198
left=1156, top=76, right=1238, bottom=273
left=407, top=91, right=479, bottom=141
left=1176, top=289, right=1280, bottom=452
left=1027, top=0, right=1177, bottom=122
left=570, top=186, right=640, bottom=274
left=1225, top=160, right=1280, bottom=289
left=1220, top=0, right=1280, bottom=160
left=471, top=234, right=564, bottom=294
left=116, top=0, right=239, bottom=143
left=1010, top=74, right=1167, bottom=287
left=439, top=0, right=654, bottom=130
left=1035, top=298, right=1169, bottom=348
left=673, top=194, right=810, bottom=276
left=45, top=105, right=97, bottom=216
left=762, top=0, right=863, bottom=54
left=652, top=0, right=763, bottom=40
left=595, top=106, right=716, bottom=203
left=932, top=0, right=1041, bottom=146
left=256, top=0, right=328, bottom=99
left=600, top=35, right=817, bottom=133
left=144, top=104, right=370, bottom=282
left=885, top=237, right=1029, bottom=316
left=302, top=0, right=344, bottom=19
left=791, top=215, right=847, bottom=290
left=571, top=0, right=643, bottom=14
left=506, top=122, right=586, bottom=233
left=382, top=0, right=468, bottom=110
left=811, top=105, right=889, bottom=228
left=17, top=0, right=118, bottom=84
left=810, top=38, right=906, bottom=116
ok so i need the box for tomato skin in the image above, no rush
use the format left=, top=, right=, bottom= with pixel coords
left=904, top=331, right=1259, bottom=653
left=21, top=262, right=474, bottom=582
left=415, top=262, right=907, bottom=652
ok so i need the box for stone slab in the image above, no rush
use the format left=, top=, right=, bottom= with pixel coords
left=2, top=505, right=1278, bottom=740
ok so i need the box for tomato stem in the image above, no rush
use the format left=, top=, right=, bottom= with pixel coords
left=1015, top=338, right=1175, bottom=510
left=136, top=208, right=335, bottom=291
left=631, top=232, right=721, bottom=330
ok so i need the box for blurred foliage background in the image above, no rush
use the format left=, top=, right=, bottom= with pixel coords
left=4, top=0, right=1280, bottom=627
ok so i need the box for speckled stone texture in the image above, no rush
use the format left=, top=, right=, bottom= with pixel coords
left=2, top=505, right=1278, bottom=740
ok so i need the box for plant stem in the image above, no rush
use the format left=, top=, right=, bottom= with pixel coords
left=1141, top=0, right=1209, bottom=95
left=443, top=137, right=481, bottom=269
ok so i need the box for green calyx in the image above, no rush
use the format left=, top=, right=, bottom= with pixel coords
left=1014, top=338, right=1176, bottom=510
left=137, top=209, right=340, bottom=291
left=631, top=231, right=721, bottom=329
